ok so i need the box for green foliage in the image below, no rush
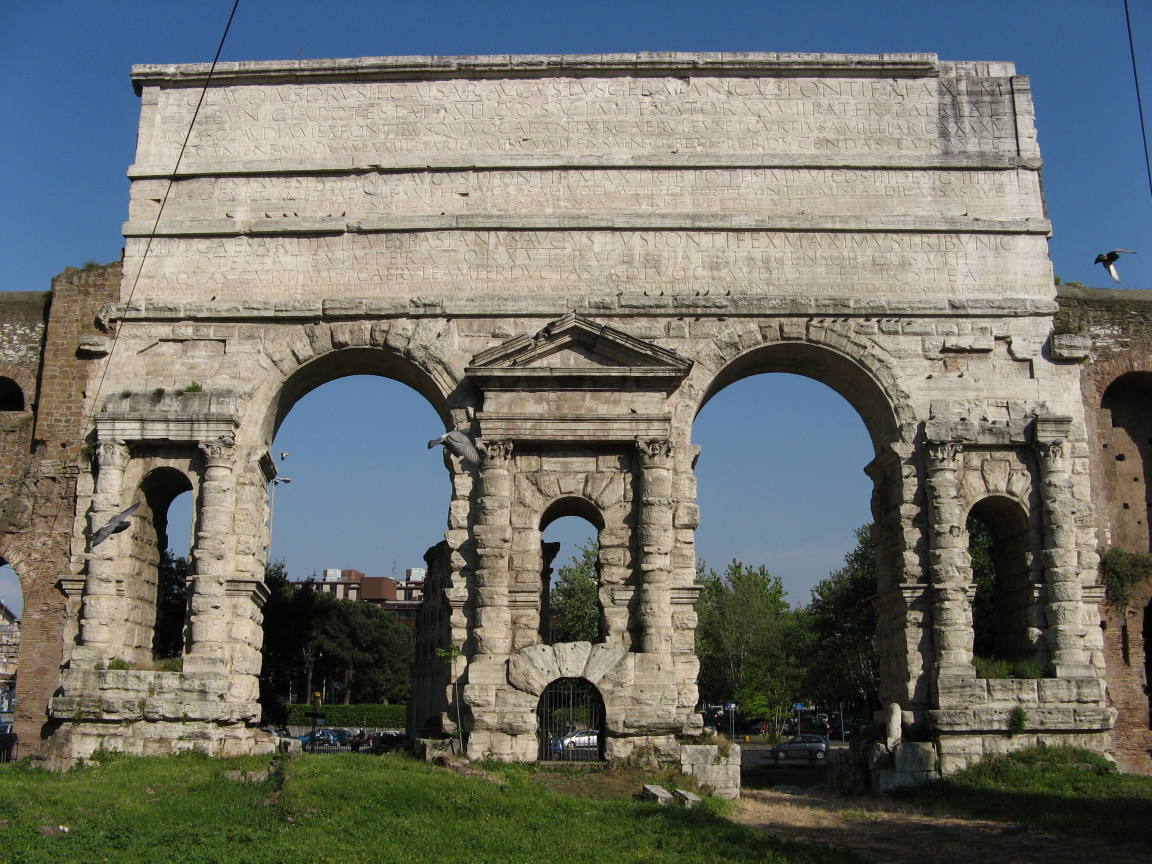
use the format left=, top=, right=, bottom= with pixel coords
left=153, top=656, right=183, bottom=673
left=1007, top=706, right=1028, bottom=736
left=902, top=745, right=1152, bottom=845
left=259, top=561, right=414, bottom=723
left=151, top=387, right=165, bottom=399
left=550, top=540, right=600, bottom=643
left=0, top=752, right=856, bottom=863
left=696, top=560, right=807, bottom=733
left=974, top=656, right=1044, bottom=680
left=285, top=703, right=407, bottom=728
left=153, top=550, right=187, bottom=660
left=805, top=524, right=880, bottom=711
left=1099, top=547, right=1152, bottom=608
left=78, top=441, right=97, bottom=462
left=968, top=515, right=997, bottom=658
left=181, top=381, right=204, bottom=393
left=81, top=259, right=101, bottom=270
left=105, top=657, right=130, bottom=671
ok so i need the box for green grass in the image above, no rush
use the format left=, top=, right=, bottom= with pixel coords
left=0, top=752, right=861, bottom=864
left=898, top=745, right=1152, bottom=845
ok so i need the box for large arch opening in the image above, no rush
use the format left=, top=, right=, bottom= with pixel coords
left=967, top=495, right=1041, bottom=676
left=537, top=677, right=605, bottom=762
left=540, top=500, right=605, bottom=645
left=258, top=369, right=445, bottom=720
left=692, top=343, right=896, bottom=729
left=1100, top=372, right=1152, bottom=553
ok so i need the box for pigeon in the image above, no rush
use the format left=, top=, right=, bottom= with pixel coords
left=1094, top=249, right=1136, bottom=283
left=427, top=430, right=480, bottom=466
left=89, top=502, right=140, bottom=549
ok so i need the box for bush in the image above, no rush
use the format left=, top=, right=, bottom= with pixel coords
left=285, top=703, right=406, bottom=729
left=974, top=656, right=1044, bottom=679
left=1007, top=706, right=1027, bottom=736
left=1100, top=547, right=1152, bottom=608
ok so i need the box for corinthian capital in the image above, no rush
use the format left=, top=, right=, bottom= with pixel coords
left=477, top=438, right=514, bottom=467
left=637, top=437, right=674, bottom=468
left=199, top=436, right=236, bottom=468
left=924, top=440, right=962, bottom=470
left=97, top=438, right=130, bottom=470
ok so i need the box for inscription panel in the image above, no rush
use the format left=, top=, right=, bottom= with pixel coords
left=128, top=168, right=1043, bottom=224
left=123, top=230, right=1051, bottom=300
left=137, top=75, right=1020, bottom=167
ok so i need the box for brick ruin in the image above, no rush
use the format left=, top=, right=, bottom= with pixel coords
left=0, top=52, right=1147, bottom=775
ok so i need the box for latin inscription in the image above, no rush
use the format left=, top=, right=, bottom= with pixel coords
left=139, top=76, right=1019, bottom=165
left=130, top=168, right=1041, bottom=223
left=124, top=230, right=1049, bottom=299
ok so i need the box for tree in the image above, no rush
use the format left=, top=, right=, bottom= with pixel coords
left=695, top=560, right=807, bottom=735
left=967, top=515, right=996, bottom=658
left=153, top=550, right=187, bottom=660
left=550, top=541, right=600, bottom=643
left=806, top=524, right=880, bottom=716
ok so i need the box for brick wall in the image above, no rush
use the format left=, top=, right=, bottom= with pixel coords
left=1057, top=285, right=1152, bottom=773
left=0, top=264, right=120, bottom=751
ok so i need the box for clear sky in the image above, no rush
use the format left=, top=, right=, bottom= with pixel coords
left=1, top=0, right=1151, bottom=615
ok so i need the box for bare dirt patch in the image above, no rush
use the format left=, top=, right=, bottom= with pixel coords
left=735, top=789, right=1152, bottom=864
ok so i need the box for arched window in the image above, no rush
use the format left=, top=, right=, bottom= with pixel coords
left=968, top=496, right=1041, bottom=675
left=0, top=378, right=24, bottom=412
left=540, top=499, right=605, bottom=646
left=537, top=677, right=604, bottom=762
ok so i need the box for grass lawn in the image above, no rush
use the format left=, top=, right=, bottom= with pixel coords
left=0, top=751, right=863, bottom=864
left=898, top=744, right=1152, bottom=845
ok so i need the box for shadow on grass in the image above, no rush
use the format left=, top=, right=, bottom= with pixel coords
left=897, top=745, right=1152, bottom=847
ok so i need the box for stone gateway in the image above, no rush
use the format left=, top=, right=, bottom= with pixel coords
left=0, top=52, right=1145, bottom=775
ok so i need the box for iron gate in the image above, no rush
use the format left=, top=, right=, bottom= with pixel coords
left=537, top=677, right=604, bottom=762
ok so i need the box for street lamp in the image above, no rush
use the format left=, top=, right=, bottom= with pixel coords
left=266, top=476, right=291, bottom=565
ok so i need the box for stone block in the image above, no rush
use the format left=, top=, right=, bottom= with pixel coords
left=893, top=741, right=937, bottom=773
left=641, top=784, right=674, bottom=805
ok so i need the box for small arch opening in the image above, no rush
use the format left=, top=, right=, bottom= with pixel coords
left=1101, top=372, right=1152, bottom=553
left=968, top=496, right=1041, bottom=674
left=537, top=677, right=605, bottom=762
left=0, top=378, right=24, bottom=412
left=540, top=502, right=604, bottom=645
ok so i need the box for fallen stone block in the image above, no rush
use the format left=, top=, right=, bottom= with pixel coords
left=673, top=788, right=701, bottom=807
left=641, top=784, right=674, bottom=805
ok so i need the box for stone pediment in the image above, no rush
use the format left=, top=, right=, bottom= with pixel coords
left=467, top=314, right=692, bottom=391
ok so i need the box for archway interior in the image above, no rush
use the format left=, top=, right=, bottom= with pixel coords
left=155, top=488, right=193, bottom=660
left=537, top=677, right=605, bottom=762
left=692, top=371, right=874, bottom=605
left=1101, top=372, right=1152, bottom=553
left=0, top=559, right=18, bottom=716
left=967, top=496, right=1035, bottom=666
left=126, top=468, right=192, bottom=663
left=0, top=564, right=20, bottom=618
left=540, top=507, right=604, bottom=645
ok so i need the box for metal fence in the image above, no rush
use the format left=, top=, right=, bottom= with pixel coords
left=537, top=677, right=604, bottom=762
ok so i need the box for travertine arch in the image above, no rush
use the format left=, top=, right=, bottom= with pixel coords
left=540, top=496, right=607, bottom=532
left=691, top=332, right=910, bottom=454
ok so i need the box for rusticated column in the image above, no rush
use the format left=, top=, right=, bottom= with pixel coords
left=77, top=438, right=131, bottom=662
left=637, top=438, right=675, bottom=654
left=473, top=440, right=513, bottom=657
left=925, top=440, right=975, bottom=678
left=1033, top=417, right=1091, bottom=675
left=185, top=439, right=236, bottom=672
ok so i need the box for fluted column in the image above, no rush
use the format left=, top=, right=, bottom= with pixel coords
left=473, top=439, right=513, bottom=657
left=186, top=439, right=236, bottom=671
left=925, top=440, right=975, bottom=678
left=1034, top=417, right=1091, bottom=675
left=637, top=438, right=675, bottom=654
left=78, top=438, right=131, bottom=660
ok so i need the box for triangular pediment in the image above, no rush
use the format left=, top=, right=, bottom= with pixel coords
left=467, top=314, right=692, bottom=392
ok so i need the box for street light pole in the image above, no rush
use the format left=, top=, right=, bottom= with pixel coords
left=266, top=476, right=291, bottom=565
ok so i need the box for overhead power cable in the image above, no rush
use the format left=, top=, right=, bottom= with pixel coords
left=81, top=0, right=241, bottom=438
left=1125, top=0, right=1152, bottom=206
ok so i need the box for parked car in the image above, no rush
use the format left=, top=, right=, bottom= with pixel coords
left=747, top=719, right=771, bottom=736
left=298, top=729, right=339, bottom=748
left=771, top=735, right=828, bottom=761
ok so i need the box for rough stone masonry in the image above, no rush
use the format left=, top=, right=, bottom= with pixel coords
left=0, top=52, right=1147, bottom=775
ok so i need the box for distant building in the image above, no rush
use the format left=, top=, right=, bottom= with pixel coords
left=310, top=567, right=424, bottom=632
left=0, top=599, right=18, bottom=715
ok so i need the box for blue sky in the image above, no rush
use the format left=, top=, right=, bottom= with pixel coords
left=1, top=0, right=1151, bottom=615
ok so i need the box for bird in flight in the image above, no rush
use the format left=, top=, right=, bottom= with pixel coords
left=428, top=430, right=480, bottom=466
left=1094, top=249, right=1136, bottom=283
left=89, top=502, right=141, bottom=549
